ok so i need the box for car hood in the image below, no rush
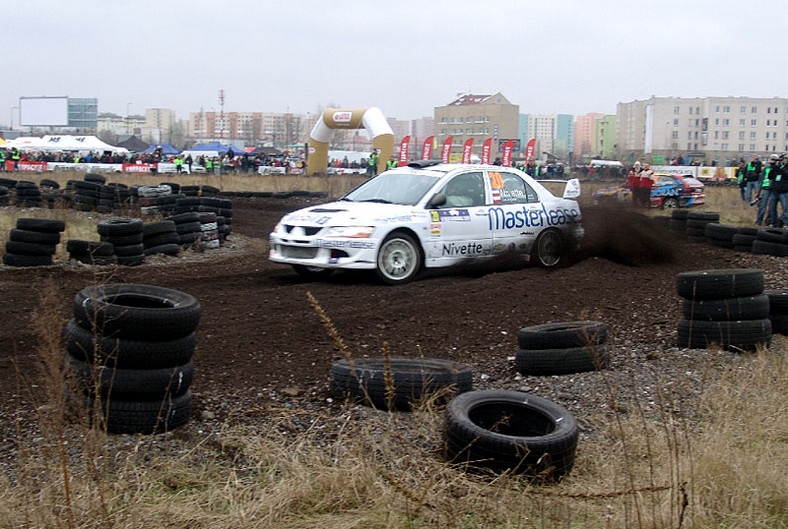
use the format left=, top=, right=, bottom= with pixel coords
left=279, top=200, right=424, bottom=227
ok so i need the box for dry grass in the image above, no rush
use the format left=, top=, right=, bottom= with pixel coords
left=0, top=283, right=786, bottom=528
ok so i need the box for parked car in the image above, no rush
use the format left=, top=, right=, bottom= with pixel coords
left=593, top=173, right=705, bottom=209
left=269, top=161, right=583, bottom=285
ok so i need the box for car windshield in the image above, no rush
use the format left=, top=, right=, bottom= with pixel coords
left=342, top=171, right=442, bottom=206
left=684, top=177, right=703, bottom=186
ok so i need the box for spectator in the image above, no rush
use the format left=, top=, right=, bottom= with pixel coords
left=386, top=155, right=397, bottom=170
left=742, top=154, right=762, bottom=202
left=755, top=154, right=778, bottom=226
left=736, top=159, right=747, bottom=201
left=636, top=163, right=655, bottom=208
left=769, top=153, right=788, bottom=228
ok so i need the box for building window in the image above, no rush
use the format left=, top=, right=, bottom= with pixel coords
left=723, top=106, right=730, bottom=113
left=715, top=106, right=720, bottom=113
left=722, top=131, right=729, bottom=139
left=750, top=144, right=756, bottom=150
left=750, top=132, right=757, bottom=139
left=752, top=106, right=758, bottom=113
left=672, top=131, right=678, bottom=139
left=715, top=119, right=720, bottom=126
left=723, top=119, right=729, bottom=125
left=741, top=106, right=747, bottom=113
left=751, top=119, right=757, bottom=126
left=721, top=143, right=729, bottom=150
left=739, top=143, right=745, bottom=150
left=673, top=118, right=679, bottom=126
left=739, top=131, right=745, bottom=140
left=688, top=131, right=692, bottom=139
left=674, top=106, right=680, bottom=114
left=768, top=107, right=772, bottom=114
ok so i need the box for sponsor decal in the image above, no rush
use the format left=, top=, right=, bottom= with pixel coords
left=651, top=186, right=680, bottom=197
left=441, top=241, right=484, bottom=256
left=429, top=223, right=442, bottom=235
left=438, top=209, right=470, bottom=221
left=430, top=210, right=441, bottom=222
left=317, top=239, right=375, bottom=249
left=492, top=243, right=507, bottom=252
left=375, top=215, right=413, bottom=223
left=487, top=204, right=580, bottom=230
left=333, top=111, right=353, bottom=123
left=491, top=189, right=502, bottom=203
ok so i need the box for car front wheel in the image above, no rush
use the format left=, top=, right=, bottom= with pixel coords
left=533, top=229, right=564, bottom=268
left=375, top=232, right=422, bottom=285
left=662, top=197, right=679, bottom=209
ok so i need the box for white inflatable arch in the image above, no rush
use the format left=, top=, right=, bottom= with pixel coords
left=307, top=107, right=394, bottom=175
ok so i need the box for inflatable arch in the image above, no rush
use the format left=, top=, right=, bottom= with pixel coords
left=307, top=107, right=394, bottom=176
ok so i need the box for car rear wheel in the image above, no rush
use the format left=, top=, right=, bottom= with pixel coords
left=533, top=229, right=564, bottom=268
left=662, top=197, right=679, bottom=209
left=376, top=232, right=422, bottom=285
left=293, top=265, right=334, bottom=280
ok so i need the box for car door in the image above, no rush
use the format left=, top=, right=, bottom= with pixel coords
left=486, top=169, right=542, bottom=255
left=424, top=171, right=492, bottom=265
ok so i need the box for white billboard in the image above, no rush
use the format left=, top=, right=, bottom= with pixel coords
left=20, top=96, right=69, bottom=126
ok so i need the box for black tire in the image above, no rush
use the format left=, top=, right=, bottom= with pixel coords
left=676, top=318, right=772, bottom=351
left=532, top=228, right=564, bottom=268
left=101, top=232, right=144, bottom=246
left=752, top=240, right=788, bottom=257
left=444, top=390, right=579, bottom=480
left=517, top=321, right=607, bottom=349
left=731, top=233, right=756, bottom=247
left=676, top=269, right=765, bottom=300
left=200, top=185, right=221, bottom=195
left=668, top=218, right=686, bottom=231
left=66, top=240, right=115, bottom=257
left=115, top=254, right=145, bottom=267
left=515, top=345, right=610, bottom=375
left=737, top=226, right=758, bottom=236
left=330, top=356, right=473, bottom=411
left=375, top=231, right=422, bottom=285
left=661, top=197, right=679, bottom=209
left=704, top=223, right=738, bottom=241
left=687, top=211, right=720, bottom=222
left=9, top=228, right=61, bottom=245
left=175, top=221, right=202, bottom=235
left=66, top=353, right=193, bottom=399
left=144, top=243, right=180, bottom=256
left=64, top=318, right=196, bottom=368
left=769, top=313, right=788, bottom=335
left=292, top=265, right=334, bottom=280
left=755, top=228, right=785, bottom=243
left=143, top=220, right=177, bottom=238
left=144, top=232, right=180, bottom=248
left=112, top=243, right=145, bottom=257
left=5, top=240, right=56, bottom=256
left=681, top=294, right=770, bottom=321
left=168, top=212, right=201, bottom=224
left=72, top=284, right=201, bottom=340
left=671, top=209, right=690, bottom=219
left=765, top=290, right=788, bottom=313
left=686, top=219, right=712, bottom=230
left=83, top=173, right=107, bottom=184
left=3, top=253, right=53, bottom=267
left=39, top=179, right=60, bottom=189
left=16, top=218, right=66, bottom=233
left=97, top=218, right=144, bottom=237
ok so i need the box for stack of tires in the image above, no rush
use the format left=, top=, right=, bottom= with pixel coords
left=97, top=218, right=145, bottom=267
left=704, top=223, right=739, bottom=250
left=180, top=185, right=200, bottom=197
left=668, top=209, right=689, bottom=234
left=443, top=390, right=579, bottom=480
left=676, top=269, right=772, bottom=351
left=685, top=211, right=720, bottom=243
left=752, top=228, right=788, bottom=257
left=142, top=220, right=180, bottom=257
left=167, top=211, right=203, bottom=249
left=0, top=177, right=16, bottom=190
left=136, top=185, right=174, bottom=215
left=3, top=218, right=65, bottom=267
left=0, top=185, right=8, bottom=206
left=66, top=240, right=116, bottom=265
left=766, top=290, right=788, bottom=335
left=14, top=181, right=43, bottom=208
left=197, top=212, right=220, bottom=250
left=64, top=284, right=200, bottom=434
left=514, top=321, right=610, bottom=376
left=73, top=180, right=102, bottom=211
left=732, top=227, right=759, bottom=252
left=329, top=356, right=473, bottom=411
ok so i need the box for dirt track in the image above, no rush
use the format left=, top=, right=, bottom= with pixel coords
left=0, top=197, right=786, bottom=431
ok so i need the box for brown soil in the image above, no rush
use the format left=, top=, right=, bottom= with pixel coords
left=0, top=198, right=785, bottom=426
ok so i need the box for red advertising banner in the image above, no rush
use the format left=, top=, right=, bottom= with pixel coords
left=7, top=161, right=47, bottom=172
left=480, top=138, right=492, bottom=164
left=440, top=137, right=453, bottom=163
left=122, top=163, right=157, bottom=173
left=525, top=138, right=536, bottom=163
left=398, top=135, right=411, bottom=166
left=501, top=139, right=515, bottom=167
left=421, top=136, right=434, bottom=160
left=461, top=138, right=474, bottom=164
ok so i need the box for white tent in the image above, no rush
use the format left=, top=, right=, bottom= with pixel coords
left=2, top=135, right=129, bottom=154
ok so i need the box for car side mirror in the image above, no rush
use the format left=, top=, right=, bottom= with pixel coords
left=429, top=192, right=447, bottom=208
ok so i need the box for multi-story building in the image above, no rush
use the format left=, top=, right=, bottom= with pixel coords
left=97, top=113, right=146, bottom=144
left=617, top=96, right=788, bottom=165
left=67, top=98, right=98, bottom=131
left=434, top=93, right=518, bottom=161
left=187, top=110, right=308, bottom=149
left=594, top=115, right=617, bottom=160
left=143, top=108, right=176, bottom=145
left=523, top=114, right=574, bottom=160
left=574, top=113, right=604, bottom=160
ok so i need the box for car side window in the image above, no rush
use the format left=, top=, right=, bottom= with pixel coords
left=489, top=171, right=538, bottom=204
left=439, top=172, right=486, bottom=208
left=656, top=175, right=673, bottom=185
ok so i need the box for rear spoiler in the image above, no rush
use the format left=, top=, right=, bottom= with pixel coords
left=536, top=178, right=581, bottom=199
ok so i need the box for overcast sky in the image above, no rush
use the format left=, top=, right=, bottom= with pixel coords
left=2, top=0, right=783, bottom=126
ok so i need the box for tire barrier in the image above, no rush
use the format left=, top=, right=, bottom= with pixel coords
left=0, top=185, right=8, bottom=207
left=142, top=220, right=181, bottom=257
left=14, top=180, right=44, bottom=208
left=685, top=211, right=720, bottom=244
left=703, top=223, right=738, bottom=250
left=197, top=212, right=220, bottom=249
left=515, top=321, right=610, bottom=376
left=443, top=390, right=579, bottom=480
left=3, top=217, right=66, bottom=267
left=97, top=217, right=145, bottom=266
left=732, top=227, right=758, bottom=252
left=668, top=208, right=689, bottom=233
left=66, top=239, right=116, bottom=265
left=766, top=290, right=788, bottom=335
left=676, top=269, right=772, bottom=351
left=752, top=228, right=788, bottom=257
left=65, top=283, right=200, bottom=434
left=329, top=356, right=473, bottom=411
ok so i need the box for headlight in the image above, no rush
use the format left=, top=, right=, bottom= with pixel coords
left=323, top=226, right=374, bottom=238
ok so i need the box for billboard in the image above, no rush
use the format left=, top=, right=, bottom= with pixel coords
left=20, top=96, right=69, bottom=126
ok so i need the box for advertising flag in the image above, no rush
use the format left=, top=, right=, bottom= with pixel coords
left=525, top=138, right=536, bottom=163
left=501, top=139, right=515, bottom=167
left=480, top=138, right=492, bottom=164
left=421, top=136, right=434, bottom=160
left=461, top=138, right=474, bottom=164
left=398, top=135, right=411, bottom=166
left=441, top=137, right=453, bottom=163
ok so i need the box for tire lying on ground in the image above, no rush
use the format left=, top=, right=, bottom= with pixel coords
left=515, top=321, right=610, bottom=376
left=330, top=356, right=473, bottom=411
left=443, top=390, right=579, bottom=480
left=676, top=269, right=765, bottom=300
left=681, top=294, right=771, bottom=321
left=676, top=319, right=772, bottom=351
left=766, top=289, right=788, bottom=335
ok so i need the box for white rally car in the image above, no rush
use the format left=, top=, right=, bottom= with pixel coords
left=269, top=161, right=583, bottom=285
